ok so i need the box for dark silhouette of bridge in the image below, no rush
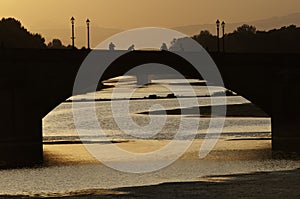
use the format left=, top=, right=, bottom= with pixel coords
left=0, top=48, right=299, bottom=168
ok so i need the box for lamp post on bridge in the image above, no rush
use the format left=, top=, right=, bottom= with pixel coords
left=221, top=21, right=225, bottom=53
left=216, top=19, right=220, bottom=53
left=86, top=19, right=91, bottom=49
left=71, top=17, right=75, bottom=49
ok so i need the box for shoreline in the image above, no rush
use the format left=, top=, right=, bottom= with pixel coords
left=1, top=169, right=300, bottom=198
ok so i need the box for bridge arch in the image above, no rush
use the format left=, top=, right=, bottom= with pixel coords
left=0, top=49, right=299, bottom=168
left=100, top=50, right=203, bottom=82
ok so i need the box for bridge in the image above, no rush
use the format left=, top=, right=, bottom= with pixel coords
left=0, top=48, right=299, bottom=167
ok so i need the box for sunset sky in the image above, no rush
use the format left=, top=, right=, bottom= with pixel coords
left=1, top=0, right=300, bottom=47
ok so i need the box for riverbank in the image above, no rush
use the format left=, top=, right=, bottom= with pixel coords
left=88, top=168, right=300, bottom=199
left=1, top=168, right=300, bottom=198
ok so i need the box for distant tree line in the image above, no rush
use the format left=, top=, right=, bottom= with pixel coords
left=191, top=24, right=300, bottom=53
left=2, top=17, right=300, bottom=52
left=47, top=38, right=74, bottom=49
left=0, top=17, right=72, bottom=49
left=0, top=18, right=46, bottom=48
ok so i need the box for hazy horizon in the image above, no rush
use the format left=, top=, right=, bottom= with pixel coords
left=1, top=0, right=300, bottom=48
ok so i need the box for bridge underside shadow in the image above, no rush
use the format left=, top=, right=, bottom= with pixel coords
left=0, top=49, right=299, bottom=168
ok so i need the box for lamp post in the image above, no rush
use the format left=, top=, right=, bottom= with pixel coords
left=216, top=19, right=220, bottom=53
left=221, top=21, right=225, bottom=53
left=71, top=17, right=75, bottom=49
left=86, top=19, right=91, bottom=49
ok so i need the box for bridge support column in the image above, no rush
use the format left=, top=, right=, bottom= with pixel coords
left=0, top=81, right=43, bottom=168
left=271, top=76, right=300, bottom=152
left=272, top=116, right=300, bottom=152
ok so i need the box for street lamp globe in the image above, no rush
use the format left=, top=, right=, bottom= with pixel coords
left=71, top=16, right=75, bottom=24
left=216, top=19, right=220, bottom=28
left=221, top=21, right=225, bottom=29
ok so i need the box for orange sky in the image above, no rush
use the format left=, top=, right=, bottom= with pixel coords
left=1, top=0, right=300, bottom=47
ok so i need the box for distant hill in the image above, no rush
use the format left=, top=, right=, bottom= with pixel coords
left=251, top=13, right=300, bottom=30
left=32, top=13, right=300, bottom=48
left=172, top=12, right=300, bottom=36
left=3, top=13, right=300, bottom=49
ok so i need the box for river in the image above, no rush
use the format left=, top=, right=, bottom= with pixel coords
left=0, top=77, right=299, bottom=197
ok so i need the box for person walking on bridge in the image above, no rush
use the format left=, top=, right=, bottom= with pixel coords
left=109, top=42, right=116, bottom=50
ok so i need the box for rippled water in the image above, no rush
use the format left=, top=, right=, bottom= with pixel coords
left=2, top=78, right=299, bottom=197
left=43, top=78, right=271, bottom=142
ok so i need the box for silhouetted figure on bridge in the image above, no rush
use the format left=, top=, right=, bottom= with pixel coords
left=128, top=44, right=135, bottom=51
left=160, top=43, right=168, bottom=51
left=109, top=42, right=116, bottom=50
